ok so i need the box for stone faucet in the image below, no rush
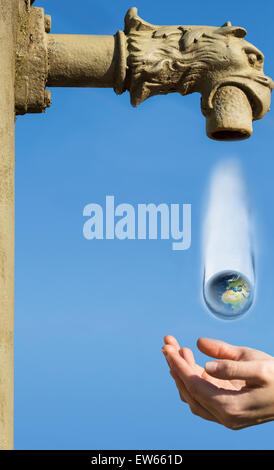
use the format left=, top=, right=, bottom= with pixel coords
left=17, top=4, right=273, bottom=141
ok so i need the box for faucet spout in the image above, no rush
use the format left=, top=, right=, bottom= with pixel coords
left=206, top=86, right=253, bottom=141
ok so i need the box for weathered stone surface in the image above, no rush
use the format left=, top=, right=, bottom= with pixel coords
left=0, top=0, right=20, bottom=451
left=15, top=4, right=49, bottom=114
left=16, top=6, right=273, bottom=140
left=206, top=86, right=253, bottom=141
left=124, top=8, right=273, bottom=140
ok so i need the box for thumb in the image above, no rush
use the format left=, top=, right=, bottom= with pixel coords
left=205, top=360, right=266, bottom=384
left=197, top=338, right=242, bottom=361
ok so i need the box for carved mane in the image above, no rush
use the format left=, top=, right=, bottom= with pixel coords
left=125, top=8, right=248, bottom=106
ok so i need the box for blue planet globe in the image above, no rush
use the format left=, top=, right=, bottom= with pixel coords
left=204, top=271, right=253, bottom=319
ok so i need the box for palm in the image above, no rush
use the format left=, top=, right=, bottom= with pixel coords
left=190, top=361, right=245, bottom=391
left=182, top=341, right=272, bottom=391
left=171, top=336, right=250, bottom=391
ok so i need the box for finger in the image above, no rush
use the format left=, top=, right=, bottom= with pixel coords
left=165, top=346, right=231, bottom=422
left=170, top=369, right=220, bottom=423
left=205, top=360, right=269, bottom=385
left=164, top=348, right=188, bottom=402
left=170, top=369, right=186, bottom=402
left=199, top=338, right=274, bottom=363
left=197, top=338, right=244, bottom=361
left=179, top=347, right=195, bottom=366
left=164, top=346, right=221, bottom=403
left=164, top=335, right=181, bottom=349
left=164, top=338, right=195, bottom=368
left=162, top=346, right=185, bottom=399
left=164, top=345, right=231, bottom=389
left=180, top=348, right=212, bottom=379
left=162, top=348, right=175, bottom=370
left=162, top=345, right=185, bottom=375
left=162, top=345, right=178, bottom=365
left=164, top=345, right=204, bottom=380
left=176, top=346, right=210, bottom=381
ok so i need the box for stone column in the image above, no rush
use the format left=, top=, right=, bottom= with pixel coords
left=0, top=0, right=19, bottom=450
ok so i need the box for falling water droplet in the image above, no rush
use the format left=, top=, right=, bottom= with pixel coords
left=203, top=160, right=255, bottom=320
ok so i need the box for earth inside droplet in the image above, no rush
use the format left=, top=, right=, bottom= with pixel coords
left=204, top=272, right=253, bottom=319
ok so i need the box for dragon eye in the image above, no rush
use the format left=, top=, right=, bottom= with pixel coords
left=245, top=48, right=264, bottom=68
left=248, top=53, right=257, bottom=65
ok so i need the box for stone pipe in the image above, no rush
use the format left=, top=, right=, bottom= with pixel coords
left=47, top=35, right=118, bottom=89
left=16, top=4, right=274, bottom=141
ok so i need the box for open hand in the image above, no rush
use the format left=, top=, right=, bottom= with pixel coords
left=162, top=336, right=274, bottom=430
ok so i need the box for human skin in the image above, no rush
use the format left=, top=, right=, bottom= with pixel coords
left=162, top=336, right=274, bottom=430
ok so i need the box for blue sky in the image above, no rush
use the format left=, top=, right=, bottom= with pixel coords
left=14, top=0, right=274, bottom=449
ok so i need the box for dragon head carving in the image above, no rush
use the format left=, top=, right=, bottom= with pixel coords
left=124, top=8, right=273, bottom=139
